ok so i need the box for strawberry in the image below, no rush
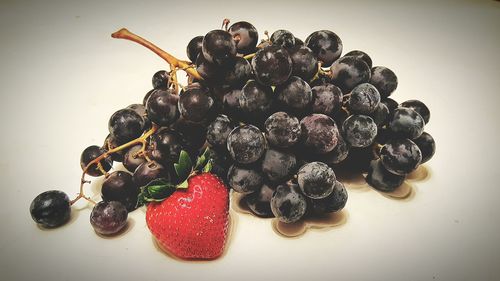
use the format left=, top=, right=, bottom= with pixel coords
left=140, top=149, right=230, bottom=260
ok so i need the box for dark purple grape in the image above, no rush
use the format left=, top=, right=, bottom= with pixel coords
left=227, top=164, right=263, bottom=194
left=80, top=145, right=112, bottom=177
left=382, top=98, right=399, bottom=113
left=344, top=50, right=372, bottom=69
left=224, top=57, right=253, bottom=87
left=270, top=29, right=296, bottom=49
left=369, top=102, right=390, bottom=127
left=186, top=36, right=203, bottom=62
left=330, top=56, right=371, bottom=93
left=340, top=146, right=376, bottom=172
left=195, top=54, right=223, bottom=81
left=380, top=138, right=422, bottom=175
left=133, top=161, right=167, bottom=187
left=244, top=184, right=275, bottom=218
left=370, top=66, right=398, bottom=98
left=178, top=86, right=215, bottom=123
left=123, top=144, right=146, bottom=173
left=204, top=148, right=232, bottom=181
left=343, top=115, right=378, bottom=148
left=332, top=107, right=349, bottom=126
left=252, top=45, right=292, bottom=86
left=127, top=103, right=151, bottom=131
left=108, top=108, right=145, bottom=145
left=171, top=118, right=207, bottom=154
left=222, top=88, right=243, bottom=119
left=90, top=201, right=128, bottom=235
left=305, top=30, right=343, bottom=67
left=30, top=190, right=71, bottom=228
left=271, top=183, right=307, bottom=223
left=146, top=88, right=179, bottom=126
left=348, top=83, right=381, bottom=115
left=202, top=30, right=237, bottom=65
left=240, top=80, right=274, bottom=118
left=311, top=84, right=343, bottom=116
left=322, top=133, right=350, bottom=165
left=152, top=70, right=170, bottom=89
left=307, top=181, right=347, bottom=214
left=275, top=76, right=312, bottom=114
left=101, top=171, right=138, bottom=211
left=297, top=161, right=336, bottom=199
left=309, top=72, right=333, bottom=87
left=261, top=149, right=297, bottom=182
left=294, top=37, right=304, bottom=46
left=207, top=115, right=234, bottom=149
left=300, top=114, right=339, bottom=154
left=149, top=128, right=184, bottom=165
left=388, top=107, right=425, bottom=139
left=366, top=159, right=406, bottom=192
left=143, top=89, right=154, bottom=106
left=264, top=112, right=301, bottom=148
left=228, top=21, right=258, bottom=55
left=103, top=134, right=125, bottom=162
left=412, top=132, right=435, bottom=164
left=288, top=46, right=318, bottom=82
left=401, top=99, right=430, bottom=124
left=375, top=127, right=391, bottom=145
left=227, top=125, right=266, bottom=164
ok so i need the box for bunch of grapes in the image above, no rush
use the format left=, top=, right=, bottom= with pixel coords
left=30, top=20, right=435, bottom=233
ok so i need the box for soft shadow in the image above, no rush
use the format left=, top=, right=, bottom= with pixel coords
left=377, top=182, right=415, bottom=201
left=407, top=165, right=430, bottom=182
left=36, top=208, right=81, bottom=231
left=271, top=210, right=348, bottom=238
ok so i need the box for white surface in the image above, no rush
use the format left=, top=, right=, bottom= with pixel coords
left=1, top=0, right=500, bottom=280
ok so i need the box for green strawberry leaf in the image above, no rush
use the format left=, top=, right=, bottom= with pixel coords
left=137, top=178, right=176, bottom=205
left=203, top=159, right=213, bottom=173
left=194, top=147, right=210, bottom=170
left=174, top=150, right=193, bottom=181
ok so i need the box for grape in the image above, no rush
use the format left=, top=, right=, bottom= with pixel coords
left=369, top=102, right=390, bottom=127
left=370, top=66, right=398, bottom=98
left=186, top=36, right=203, bottom=62
left=103, top=134, right=125, bottom=162
left=133, top=160, right=168, bottom=188
left=123, top=144, right=146, bottom=173
left=412, top=132, right=436, bottom=164
left=228, top=21, right=259, bottom=55
left=222, top=88, right=243, bottom=119
left=108, top=108, right=145, bottom=145
left=305, top=30, right=343, bottom=67
left=143, top=89, right=154, bottom=106
left=288, top=46, right=318, bottom=81
left=202, top=29, right=237, bottom=65
left=195, top=54, right=222, bottom=81
left=227, top=125, right=266, bottom=164
left=264, top=111, right=301, bottom=148
left=401, top=99, right=430, bottom=124
left=244, top=184, right=275, bottom=218
left=344, top=50, right=372, bottom=68
left=101, top=171, right=138, bottom=211
left=80, top=145, right=112, bottom=177
left=204, top=148, right=232, bottom=181
left=347, top=83, right=381, bottom=115
left=307, top=181, right=347, bottom=215
left=146, top=88, right=179, bottom=126
left=251, top=45, right=292, bottom=86
left=149, top=128, right=184, bottom=164
left=227, top=164, right=263, bottom=194
left=330, top=56, right=371, bottom=93
left=340, top=146, right=376, bottom=172
left=294, top=37, right=304, bottom=46
left=366, top=159, right=406, bottom=192
left=322, top=133, right=350, bottom=165
left=152, top=70, right=170, bottom=89
left=388, top=107, right=425, bottom=139
left=90, top=201, right=128, bottom=235
left=382, top=97, right=399, bottom=113
left=311, top=84, right=343, bottom=116
left=178, top=86, right=215, bottom=123
left=380, top=138, right=422, bottom=175
left=309, top=72, right=333, bottom=87
left=270, top=29, right=296, bottom=49
left=270, top=183, right=307, bottom=223
left=343, top=115, right=378, bottom=148
left=207, top=115, right=234, bottom=149
left=127, top=103, right=151, bottom=131
left=30, top=190, right=71, bottom=228
left=275, top=76, right=313, bottom=115
left=300, top=114, right=339, bottom=154
left=224, top=57, right=253, bottom=87
left=261, top=149, right=297, bottom=182
left=297, top=161, right=336, bottom=199
left=171, top=118, right=207, bottom=154
left=239, top=80, right=274, bottom=118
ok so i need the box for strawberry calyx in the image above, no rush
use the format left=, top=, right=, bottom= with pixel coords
left=137, top=148, right=213, bottom=205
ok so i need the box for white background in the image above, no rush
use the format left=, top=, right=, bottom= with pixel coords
left=1, top=0, right=499, bottom=280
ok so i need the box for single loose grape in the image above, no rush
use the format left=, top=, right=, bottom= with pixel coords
left=30, top=190, right=71, bottom=228
left=90, top=201, right=128, bottom=235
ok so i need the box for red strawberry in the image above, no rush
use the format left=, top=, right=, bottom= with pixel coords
left=146, top=172, right=230, bottom=260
